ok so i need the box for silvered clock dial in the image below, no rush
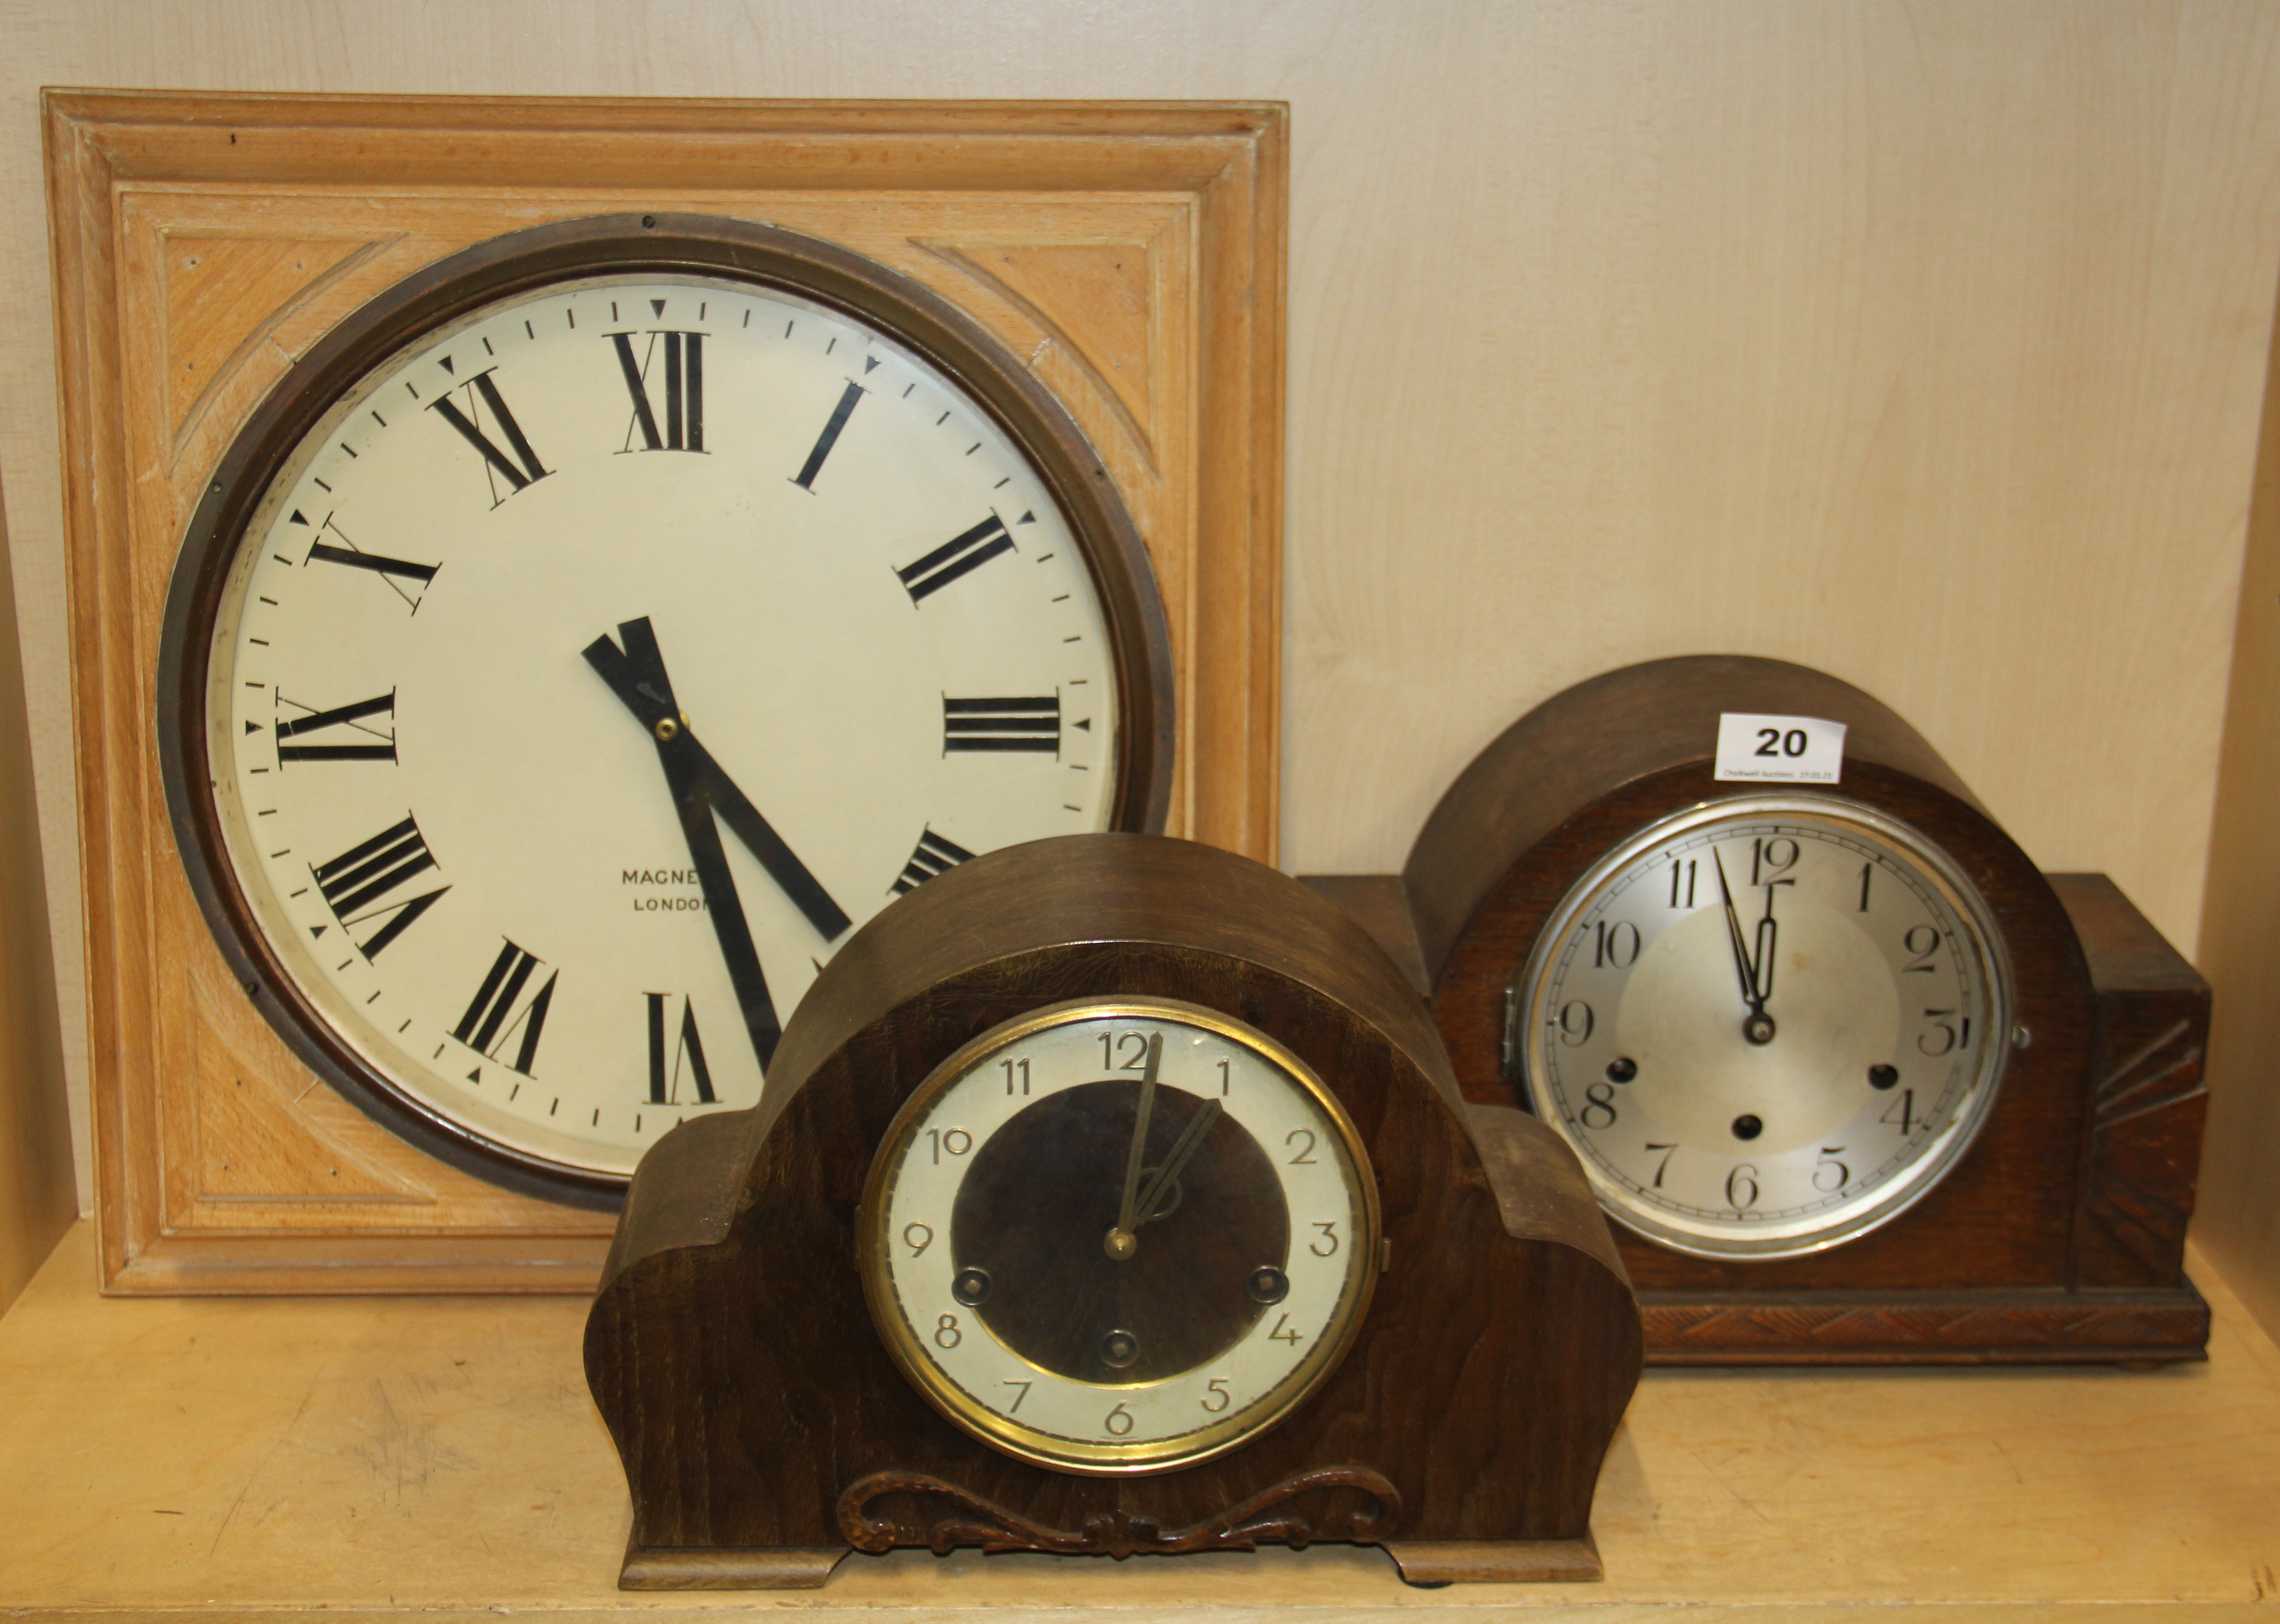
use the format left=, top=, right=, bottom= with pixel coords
left=1515, top=795, right=2014, bottom=1257
left=160, top=215, right=1170, bottom=1206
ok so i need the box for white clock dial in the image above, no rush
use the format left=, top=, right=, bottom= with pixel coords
left=1516, top=796, right=2014, bottom=1258
left=189, top=246, right=1156, bottom=1192
left=861, top=1001, right=1378, bottom=1474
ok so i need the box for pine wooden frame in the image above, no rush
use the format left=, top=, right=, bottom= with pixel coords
left=45, top=90, right=1286, bottom=1294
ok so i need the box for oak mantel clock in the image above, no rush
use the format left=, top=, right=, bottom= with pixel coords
left=1305, top=656, right=2210, bottom=1366
left=585, top=834, right=1642, bottom=1588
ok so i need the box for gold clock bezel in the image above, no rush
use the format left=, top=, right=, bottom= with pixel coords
left=857, top=995, right=1381, bottom=1476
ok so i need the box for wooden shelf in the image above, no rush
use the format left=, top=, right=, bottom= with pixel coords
left=2, top=1220, right=2276, bottom=1617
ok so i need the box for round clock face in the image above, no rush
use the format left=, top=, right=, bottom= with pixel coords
left=164, top=217, right=1167, bottom=1203
left=1515, top=795, right=2014, bottom=1258
left=859, top=999, right=1379, bottom=1474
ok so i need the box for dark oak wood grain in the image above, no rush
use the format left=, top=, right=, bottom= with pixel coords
left=586, top=834, right=1642, bottom=1586
left=1309, top=656, right=2210, bottom=1365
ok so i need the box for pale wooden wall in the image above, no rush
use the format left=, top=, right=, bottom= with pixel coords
left=0, top=457, right=75, bottom=1311
left=2192, top=275, right=2280, bottom=1345
left=2, top=5, right=2278, bottom=1313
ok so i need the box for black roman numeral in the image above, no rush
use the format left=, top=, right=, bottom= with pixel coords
left=943, top=694, right=1059, bottom=756
left=791, top=380, right=865, bottom=491
left=453, top=940, right=558, bottom=1076
left=891, top=826, right=976, bottom=895
left=276, top=691, right=396, bottom=763
left=610, top=331, right=705, bottom=453
left=895, top=515, right=1015, bottom=603
left=646, top=993, right=717, bottom=1105
left=311, top=816, right=447, bottom=959
left=429, top=371, right=549, bottom=504
left=301, top=513, right=437, bottom=612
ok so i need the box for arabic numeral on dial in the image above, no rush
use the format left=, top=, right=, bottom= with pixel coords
left=1104, top=1402, right=1135, bottom=1436
left=924, top=1127, right=973, bottom=1164
left=1101, top=1031, right=1153, bottom=1070
left=1217, top=1057, right=1230, bottom=1095
left=1918, top=1010, right=1966, bottom=1056
left=1286, top=1129, right=1318, bottom=1165
left=1580, top=1082, right=1619, bottom=1130
left=1725, top=1164, right=1760, bottom=1210
left=1001, top=1058, right=1030, bottom=1096
left=1310, top=1220, right=1339, bottom=1257
left=1859, top=863, right=1873, bottom=912
left=1668, top=859, right=1698, bottom=908
left=1555, top=1001, right=1595, bottom=1047
left=1751, top=837, right=1798, bottom=886
left=1647, top=1142, right=1678, bottom=1187
left=1813, top=1147, right=1850, bottom=1192
left=1201, top=1378, right=1231, bottom=1414
left=934, top=1313, right=961, bottom=1349
left=1591, top=919, right=1640, bottom=968
left=1268, top=1313, right=1302, bottom=1344
left=1002, top=1379, right=1031, bottom=1414
left=1881, top=1088, right=1918, bottom=1134
left=1903, top=925, right=1941, bottom=973
left=902, top=1222, right=933, bottom=1257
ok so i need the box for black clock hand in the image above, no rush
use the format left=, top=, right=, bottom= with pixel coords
left=582, top=629, right=782, bottom=1071
left=1712, top=849, right=1777, bottom=1045
left=1752, top=882, right=1780, bottom=1008
left=660, top=747, right=783, bottom=1071
left=1712, top=849, right=1760, bottom=1011
left=1132, top=1097, right=1224, bottom=1229
left=1104, top=1033, right=1163, bottom=1260
left=584, top=619, right=852, bottom=942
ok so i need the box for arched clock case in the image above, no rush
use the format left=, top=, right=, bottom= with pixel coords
left=1305, top=656, right=2210, bottom=1366
left=584, top=834, right=1642, bottom=1588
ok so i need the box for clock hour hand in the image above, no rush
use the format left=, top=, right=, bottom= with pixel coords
left=1712, top=849, right=1777, bottom=1045
left=1752, top=882, right=1780, bottom=1008
left=1132, top=1097, right=1224, bottom=1229
left=584, top=618, right=852, bottom=942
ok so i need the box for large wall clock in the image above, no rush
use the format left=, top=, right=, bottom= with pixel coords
left=52, top=95, right=1283, bottom=1292
left=1306, top=656, right=2211, bottom=1365
left=158, top=212, right=1172, bottom=1208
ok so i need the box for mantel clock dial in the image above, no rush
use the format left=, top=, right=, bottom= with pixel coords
left=161, top=215, right=1172, bottom=1207
left=1517, top=795, right=2012, bottom=1258
left=861, top=999, right=1378, bottom=1474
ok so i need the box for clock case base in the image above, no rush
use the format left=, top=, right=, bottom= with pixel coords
left=584, top=835, right=1642, bottom=1588
left=614, top=1535, right=1604, bottom=1590
left=1299, top=655, right=2211, bottom=1369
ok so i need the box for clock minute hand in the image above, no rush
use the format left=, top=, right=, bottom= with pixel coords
left=1752, top=882, right=1780, bottom=1008
left=585, top=618, right=851, bottom=943
left=1104, top=1033, right=1163, bottom=1261
left=1711, top=849, right=1762, bottom=1013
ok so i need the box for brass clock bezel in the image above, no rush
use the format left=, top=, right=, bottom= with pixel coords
left=857, top=995, right=1382, bottom=1477
left=154, top=213, right=1175, bottom=1211
left=1515, top=793, right=2016, bottom=1260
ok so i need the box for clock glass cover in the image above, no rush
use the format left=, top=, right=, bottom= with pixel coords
left=1514, top=795, right=2014, bottom=1258
left=860, top=998, right=1379, bottom=1474
left=165, top=218, right=1165, bottom=1202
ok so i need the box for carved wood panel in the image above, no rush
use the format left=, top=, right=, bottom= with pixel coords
left=48, top=93, right=1286, bottom=1293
